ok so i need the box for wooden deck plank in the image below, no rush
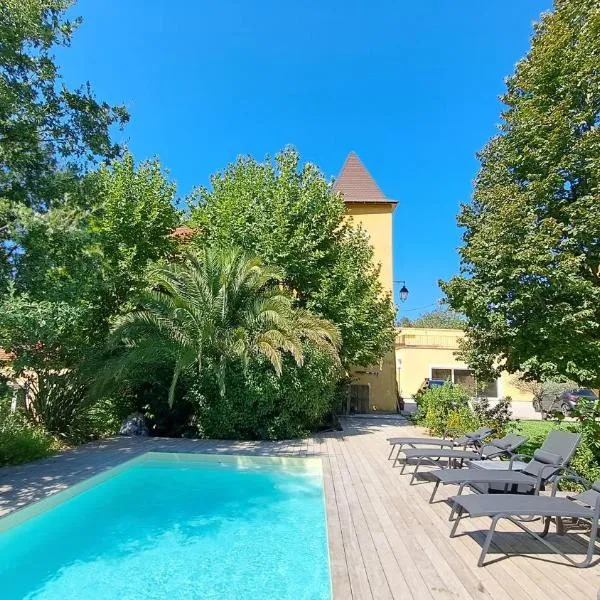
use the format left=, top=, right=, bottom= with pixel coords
left=321, top=452, right=353, bottom=598
left=333, top=434, right=414, bottom=600
left=325, top=439, right=374, bottom=599
left=331, top=436, right=395, bottom=599
left=337, top=439, right=436, bottom=600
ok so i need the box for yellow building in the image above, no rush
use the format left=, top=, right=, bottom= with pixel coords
left=395, top=327, right=533, bottom=402
left=334, top=152, right=398, bottom=412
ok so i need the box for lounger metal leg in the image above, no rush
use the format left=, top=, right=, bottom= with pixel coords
left=410, top=458, right=424, bottom=484
left=449, top=506, right=464, bottom=538
left=429, top=481, right=441, bottom=503
left=400, top=457, right=408, bottom=475
left=509, top=515, right=598, bottom=568
left=585, top=513, right=599, bottom=568
left=447, top=482, right=468, bottom=521
left=393, top=444, right=404, bottom=468
left=388, top=444, right=396, bottom=460
left=541, top=516, right=552, bottom=538
left=478, top=515, right=502, bottom=567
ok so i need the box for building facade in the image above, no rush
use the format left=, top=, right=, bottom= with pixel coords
left=334, top=152, right=398, bottom=412
left=395, top=327, right=533, bottom=402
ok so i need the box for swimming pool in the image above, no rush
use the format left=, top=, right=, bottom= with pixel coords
left=0, top=453, right=332, bottom=600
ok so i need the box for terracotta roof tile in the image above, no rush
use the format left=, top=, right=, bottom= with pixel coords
left=170, top=226, right=195, bottom=240
left=333, top=151, right=395, bottom=204
left=0, top=349, right=14, bottom=361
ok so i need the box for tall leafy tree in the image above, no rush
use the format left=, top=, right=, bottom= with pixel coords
left=188, top=147, right=395, bottom=367
left=1, top=153, right=179, bottom=369
left=442, top=0, right=600, bottom=385
left=97, top=247, right=341, bottom=406
left=0, top=0, right=128, bottom=287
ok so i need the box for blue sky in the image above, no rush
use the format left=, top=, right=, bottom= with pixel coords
left=60, top=0, right=552, bottom=317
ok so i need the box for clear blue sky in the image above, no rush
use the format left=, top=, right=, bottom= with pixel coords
left=59, top=0, right=552, bottom=318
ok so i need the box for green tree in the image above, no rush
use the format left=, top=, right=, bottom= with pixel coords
left=188, top=147, right=395, bottom=367
left=442, top=0, right=600, bottom=385
left=0, top=0, right=129, bottom=288
left=2, top=153, right=179, bottom=368
left=401, top=308, right=465, bottom=329
left=97, top=247, right=341, bottom=407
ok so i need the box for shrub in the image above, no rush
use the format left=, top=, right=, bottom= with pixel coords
left=415, top=384, right=513, bottom=439
left=445, top=406, right=480, bottom=436
left=416, top=383, right=472, bottom=437
left=26, top=370, right=131, bottom=443
left=472, top=396, right=512, bottom=436
left=187, top=347, right=339, bottom=440
left=125, top=365, right=196, bottom=437
left=0, top=399, right=58, bottom=466
left=569, top=397, right=600, bottom=485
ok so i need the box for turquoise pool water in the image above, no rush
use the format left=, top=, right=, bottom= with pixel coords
left=0, top=454, right=331, bottom=600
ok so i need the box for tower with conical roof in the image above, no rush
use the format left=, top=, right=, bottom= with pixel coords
left=334, top=152, right=398, bottom=412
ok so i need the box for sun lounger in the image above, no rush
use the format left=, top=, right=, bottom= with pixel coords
left=449, top=474, right=600, bottom=567
left=387, top=426, right=494, bottom=463
left=427, top=430, right=582, bottom=503
left=403, top=433, right=527, bottom=482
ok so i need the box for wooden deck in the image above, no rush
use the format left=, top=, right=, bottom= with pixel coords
left=0, top=416, right=598, bottom=598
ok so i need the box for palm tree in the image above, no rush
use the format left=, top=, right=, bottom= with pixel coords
left=99, top=246, right=341, bottom=406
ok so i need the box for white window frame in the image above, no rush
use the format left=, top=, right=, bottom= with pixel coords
left=428, top=364, right=502, bottom=399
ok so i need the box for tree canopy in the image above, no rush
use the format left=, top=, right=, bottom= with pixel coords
left=189, top=147, right=396, bottom=367
left=400, top=309, right=466, bottom=329
left=1, top=153, right=179, bottom=370
left=442, top=0, right=600, bottom=385
left=0, top=0, right=128, bottom=288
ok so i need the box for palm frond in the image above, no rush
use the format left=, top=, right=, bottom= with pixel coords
left=96, top=245, right=341, bottom=405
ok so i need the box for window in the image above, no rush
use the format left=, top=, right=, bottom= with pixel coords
left=478, top=380, right=498, bottom=398
left=429, top=367, right=499, bottom=398
left=454, top=369, right=477, bottom=396
left=431, top=368, right=452, bottom=381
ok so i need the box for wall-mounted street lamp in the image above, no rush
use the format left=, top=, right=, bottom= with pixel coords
left=395, top=280, right=409, bottom=303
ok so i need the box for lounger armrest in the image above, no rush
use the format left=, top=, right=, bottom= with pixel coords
left=533, top=464, right=568, bottom=494
left=508, top=453, right=533, bottom=469
left=551, top=471, right=592, bottom=497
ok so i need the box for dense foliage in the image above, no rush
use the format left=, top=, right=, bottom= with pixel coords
left=0, top=396, right=58, bottom=466
left=96, top=246, right=341, bottom=412
left=442, top=0, right=600, bottom=386
left=188, top=348, right=339, bottom=440
left=0, top=0, right=128, bottom=289
left=399, top=309, right=465, bottom=329
left=189, top=147, right=396, bottom=367
left=5, top=153, right=179, bottom=357
left=414, top=383, right=512, bottom=437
